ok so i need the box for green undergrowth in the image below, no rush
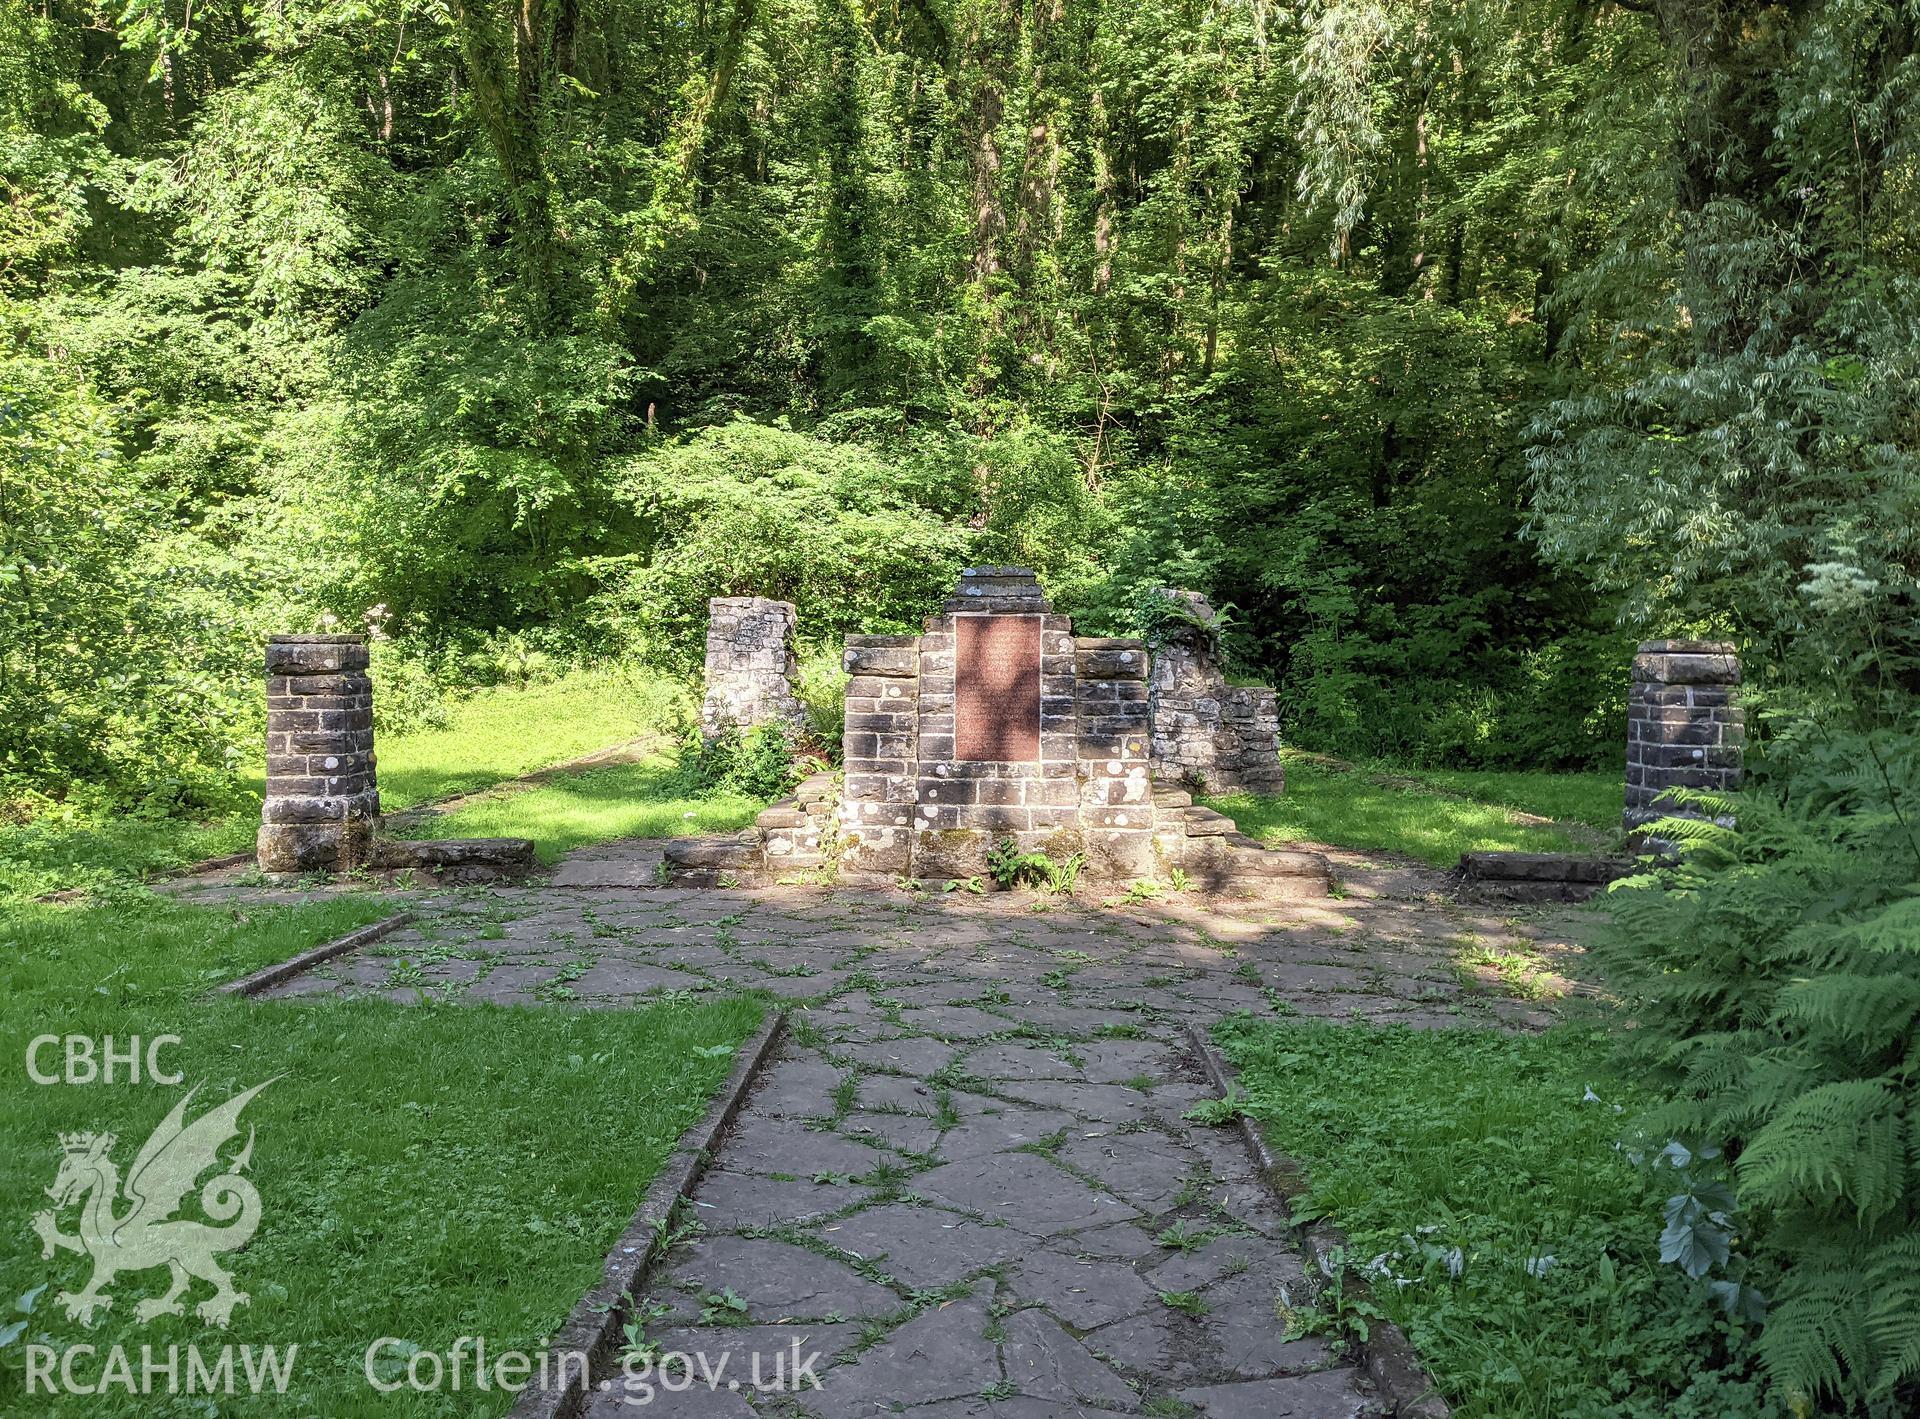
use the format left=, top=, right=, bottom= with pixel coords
left=0, top=671, right=684, bottom=900
left=397, top=760, right=762, bottom=865
left=1216, top=1017, right=1765, bottom=1418
left=1210, top=755, right=1614, bottom=866
left=0, top=890, right=762, bottom=1415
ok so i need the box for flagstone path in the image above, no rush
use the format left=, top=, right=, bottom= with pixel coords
left=255, top=846, right=1587, bottom=1416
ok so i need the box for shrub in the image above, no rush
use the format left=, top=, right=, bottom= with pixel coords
left=669, top=722, right=801, bottom=802
left=1594, top=727, right=1920, bottom=1414
left=984, top=836, right=1085, bottom=893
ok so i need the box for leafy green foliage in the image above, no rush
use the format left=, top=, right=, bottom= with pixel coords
left=669, top=721, right=803, bottom=802
left=984, top=836, right=1085, bottom=893
left=1593, top=727, right=1920, bottom=1412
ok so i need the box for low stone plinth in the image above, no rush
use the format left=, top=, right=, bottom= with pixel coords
left=701, top=597, right=805, bottom=739
left=1626, top=639, right=1743, bottom=840
left=1458, top=851, right=1632, bottom=903
left=368, top=837, right=537, bottom=885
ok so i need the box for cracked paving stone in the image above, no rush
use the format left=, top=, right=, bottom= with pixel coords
left=813, top=1203, right=1027, bottom=1289
left=961, top=1042, right=1086, bottom=1080
left=1004, top=1249, right=1159, bottom=1330
left=1056, top=1132, right=1197, bottom=1213
left=724, top=1121, right=887, bottom=1180
left=897, top=1400, right=1131, bottom=1418
left=658, top=1237, right=899, bottom=1322
left=1143, top=1236, right=1278, bottom=1294
left=915, top=1154, right=1137, bottom=1233
left=1176, top=1369, right=1384, bottom=1418
left=840, top=1111, right=942, bottom=1155
left=994, top=1080, right=1163, bottom=1123
left=646, top=1322, right=860, bottom=1389
left=1072, top=1040, right=1182, bottom=1084
left=894, top=1005, right=1018, bottom=1040
left=1069, top=1223, right=1162, bottom=1261
left=838, top=1037, right=961, bottom=1077
left=693, top=1170, right=869, bottom=1229
left=1199, top=1179, right=1295, bottom=1239
left=816, top=1285, right=998, bottom=1414
left=854, top=1074, right=941, bottom=1114
left=570, top=960, right=708, bottom=995
left=752, top=1055, right=849, bottom=1120
left=936, top=1106, right=1081, bottom=1161
left=1202, top=1283, right=1340, bottom=1382
left=1082, top=1309, right=1181, bottom=1377
left=998, top=1307, right=1139, bottom=1410
left=581, top=1380, right=757, bottom=1416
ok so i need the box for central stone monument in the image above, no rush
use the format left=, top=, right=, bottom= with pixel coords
left=666, top=566, right=1331, bottom=897
left=837, top=567, right=1154, bottom=884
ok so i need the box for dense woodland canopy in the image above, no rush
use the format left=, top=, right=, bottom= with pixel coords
left=7, top=3, right=1920, bottom=1410
left=3, top=0, right=1918, bottom=803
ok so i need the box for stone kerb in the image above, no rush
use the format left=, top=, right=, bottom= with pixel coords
left=1625, top=639, right=1744, bottom=837
left=259, top=634, right=380, bottom=874
left=700, top=596, right=805, bottom=740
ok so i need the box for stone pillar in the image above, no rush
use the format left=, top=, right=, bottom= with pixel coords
left=700, top=597, right=805, bottom=739
left=259, top=634, right=379, bottom=875
left=1625, top=640, right=1744, bottom=837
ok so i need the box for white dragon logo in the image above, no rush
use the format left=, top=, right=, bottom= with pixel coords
left=30, top=1078, right=275, bottom=1328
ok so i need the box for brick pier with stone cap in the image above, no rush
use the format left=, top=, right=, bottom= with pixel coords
left=258, top=633, right=379, bottom=875
left=1625, top=640, right=1744, bottom=838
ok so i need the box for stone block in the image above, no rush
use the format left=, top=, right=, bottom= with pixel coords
left=264, top=636, right=370, bottom=675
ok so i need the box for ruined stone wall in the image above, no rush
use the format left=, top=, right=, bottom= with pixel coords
left=700, top=597, right=805, bottom=739
left=1625, top=640, right=1744, bottom=836
left=1146, top=590, right=1284, bottom=795
left=259, top=634, right=379, bottom=874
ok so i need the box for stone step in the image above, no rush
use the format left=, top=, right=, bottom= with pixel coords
left=756, top=805, right=809, bottom=830
left=368, top=837, right=536, bottom=876
left=1168, top=805, right=1235, bottom=836
left=770, top=853, right=828, bottom=870
left=1152, top=786, right=1194, bottom=809
left=663, top=836, right=764, bottom=870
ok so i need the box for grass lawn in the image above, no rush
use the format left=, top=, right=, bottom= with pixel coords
left=1216, top=1017, right=1763, bottom=1419
left=397, top=761, right=762, bottom=865
left=0, top=670, right=685, bottom=899
left=0, top=892, right=762, bottom=1415
left=1389, top=766, right=1622, bottom=832
left=1209, top=755, right=1618, bottom=866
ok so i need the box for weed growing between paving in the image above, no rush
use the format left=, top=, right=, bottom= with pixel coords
left=1215, top=1017, right=1767, bottom=1418
left=0, top=892, right=761, bottom=1415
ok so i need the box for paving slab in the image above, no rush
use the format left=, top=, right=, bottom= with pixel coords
left=232, top=844, right=1598, bottom=1416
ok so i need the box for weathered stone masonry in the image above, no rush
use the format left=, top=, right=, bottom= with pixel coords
left=259, top=634, right=379, bottom=874
left=1146, top=588, right=1284, bottom=795
left=1625, top=639, right=1744, bottom=835
left=837, top=569, right=1157, bottom=883
left=666, top=567, right=1329, bottom=896
left=700, top=596, right=805, bottom=740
